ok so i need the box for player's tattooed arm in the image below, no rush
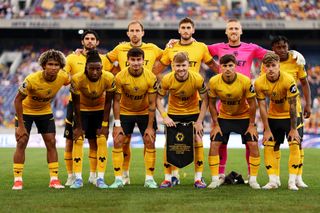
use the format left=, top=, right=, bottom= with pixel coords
left=288, top=96, right=297, bottom=130
left=288, top=96, right=300, bottom=142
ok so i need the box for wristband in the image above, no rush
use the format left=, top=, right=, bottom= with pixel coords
left=114, top=120, right=121, bottom=127
left=101, top=121, right=109, bottom=127
left=161, top=112, right=168, bottom=118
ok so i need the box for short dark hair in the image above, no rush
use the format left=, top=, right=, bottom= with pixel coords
left=81, top=30, right=99, bottom=41
left=86, top=50, right=101, bottom=63
left=38, top=49, right=66, bottom=68
left=219, top=54, right=237, bottom=65
left=127, top=47, right=144, bottom=59
left=179, top=17, right=194, bottom=27
left=271, top=35, right=289, bottom=47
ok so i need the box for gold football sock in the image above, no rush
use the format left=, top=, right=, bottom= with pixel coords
left=163, top=146, right=171, bottom=175
left=89, top=148, right=97, bottom=173
left=13, top=163, right=24, bottom=178
left=288, top=141, right=300, bottom=175
left=112, top=147, right=124, bottom=177
left=274, top=150, right=281, bottom=177
left=297, top=149, right=304, bottom=176
left=72, top=137, right=84, bottom=174
left=97, top=135, right=107, bottom=174
left=208, top=155, right=220, bottom=176
left=249, top=156, right=260, bottom=177
left=122, top=136, right=131, bottom=172
left=263, top=141, right=276, bottom=175
left=145, top=148, right=156, bottom=176
left=194, top=141, right=204, bottom=173
left=48, top=162, right=59, bottom=178
left=64, top=151, right=73, bottom=175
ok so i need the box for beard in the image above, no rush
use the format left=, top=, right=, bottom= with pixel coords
left=181, top=34, right=192, bottom=41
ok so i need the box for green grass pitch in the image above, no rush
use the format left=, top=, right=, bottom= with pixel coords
left=0, top=148, right=319, bottom=213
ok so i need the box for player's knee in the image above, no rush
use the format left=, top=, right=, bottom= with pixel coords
left=144, top=135, right=155, bottom=149
left=247, top=142, right=259, bottom=157
left=124, top=135, right=131, bottom=145
left=210, top=141, right=221, bottom=155
left=274, top=143, right=280, bottom=151
left=16, top=137, right=28, bottom=150
left=88, top=139, right=97, bottom=150
left=65, top=139, right=73, bottom=151
left=45, top=138, right=57, bottom=150
left=114, top=135, right=124, bottom=148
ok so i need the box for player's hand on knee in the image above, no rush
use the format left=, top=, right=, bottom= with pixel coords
left=15, top=126, right=28, bottom=142
left=210, top=125, right=222, bottom=141
left=113, top=126, right=124, bottom=139
left=144, top=127, right=155, bottom=144
left=288, top=129, right=301, bottom=143
left=97, top=126, right=109, bottom=140
left=245, top=124, right=258, bottom=141
left=194, top=121, right=204, bottom=137
left=163, top=117, right=176, bottom=127
left=262, top=129, right=274, bottom=143
left=73, top=127, right=84, bottom=141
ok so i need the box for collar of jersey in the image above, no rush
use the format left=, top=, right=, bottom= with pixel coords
left=178, top=41, right=193, bottom=46
left=228, top=43, right=241, bottom=48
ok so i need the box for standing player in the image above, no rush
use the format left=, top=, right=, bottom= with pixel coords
left=207, top=54, right=260, bottom=189
left=106, top=21, right=163, bottom=185
left=70, top=50, right=115, bottom=189
left=64, top=30, right=113, bottom=186
left=207, top=19, right=267, bottom=182
left=268, top=36, right=311, bottom=188
left=207, top=19, right=306, bottom=183
left=255, top=53, right=301, bottom=190
left=153, top=17, right=218, bottom=187
left=157, top=52, right=209, bottom=188
left=13, top=49, right=68, bottom=190
left=110, top=47, right=158, bottom=189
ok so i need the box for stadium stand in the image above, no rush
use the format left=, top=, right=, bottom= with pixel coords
left=0, top=0, right=319, bottom=20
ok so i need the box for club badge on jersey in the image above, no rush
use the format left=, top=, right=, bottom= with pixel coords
left=166, top=122, right=194, bottom=168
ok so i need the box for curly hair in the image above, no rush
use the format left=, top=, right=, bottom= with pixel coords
left=38, top=49, right=66, bottom=69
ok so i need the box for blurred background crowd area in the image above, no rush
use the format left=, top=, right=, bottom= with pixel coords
left=0, top=0, right=319, bottom=133
left=0, top=44, right=319, bottom=133
left=0, top=0, right=319, bottom=21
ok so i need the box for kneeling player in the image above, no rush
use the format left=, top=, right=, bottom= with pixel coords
left=207, top=54, right=260, bottom=189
